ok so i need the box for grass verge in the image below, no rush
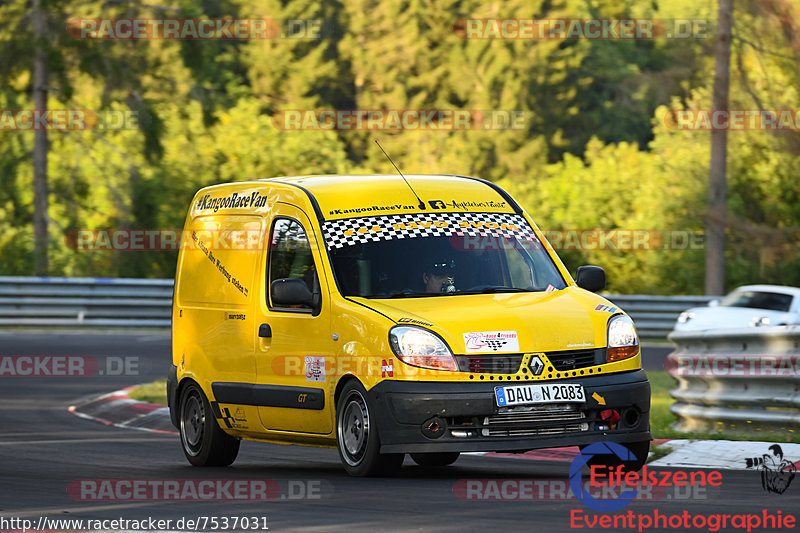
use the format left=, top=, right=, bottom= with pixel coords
left=128, top=378, right=167, bottom=404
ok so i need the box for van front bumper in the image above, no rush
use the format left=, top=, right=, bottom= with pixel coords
left=367, top=369, right=651, bottom=454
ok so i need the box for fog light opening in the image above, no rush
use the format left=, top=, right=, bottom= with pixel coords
left=421, top=416, right=446, bottom=439
left=622, top=407, right=640, bottom=428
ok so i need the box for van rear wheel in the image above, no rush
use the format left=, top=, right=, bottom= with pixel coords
left=179, top=381, right=240, bottom=466
left=336, top=381, right=403, bottom=476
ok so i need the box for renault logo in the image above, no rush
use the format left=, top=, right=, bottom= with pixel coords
left=529, top=355, right=545, bottom=375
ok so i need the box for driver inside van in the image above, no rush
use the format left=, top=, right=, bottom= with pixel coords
left=423, top=260, right=456, bottom=293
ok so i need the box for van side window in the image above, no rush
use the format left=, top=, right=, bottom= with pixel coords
left=268, top=218, right=317, bottom=310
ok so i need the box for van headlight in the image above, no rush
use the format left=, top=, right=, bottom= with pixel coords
left=389, top=326, right=458, bottom=371
left=606, top=315, right=639, bottom=362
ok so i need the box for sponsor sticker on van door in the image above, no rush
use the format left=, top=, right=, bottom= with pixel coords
left=304, top=356, right=326, bottom=382
left=463, top=331, right=519, bottom=353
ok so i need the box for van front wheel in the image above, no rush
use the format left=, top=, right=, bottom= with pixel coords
left=179, top=381, right=240, bottom=466
left=336, top=381, right=403, bottom=476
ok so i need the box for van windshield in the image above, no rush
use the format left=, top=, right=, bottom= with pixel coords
left=322, top=212, right=566, bottom=298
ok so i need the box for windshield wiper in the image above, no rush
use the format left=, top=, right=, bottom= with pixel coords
left=383, top=290, right=446, bottom=299
left=374, top=287, right=533, bottom=298
left=457, top=286, right=534, bottom=295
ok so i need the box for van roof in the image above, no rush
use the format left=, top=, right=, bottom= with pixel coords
left=265, top=174, right=521, bottom=220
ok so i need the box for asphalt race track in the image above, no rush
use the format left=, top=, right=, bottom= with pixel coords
left=1, top=331, right=797, bottom=532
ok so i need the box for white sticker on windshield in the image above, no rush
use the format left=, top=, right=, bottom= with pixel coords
left=463, top=331, right=520, bottom=353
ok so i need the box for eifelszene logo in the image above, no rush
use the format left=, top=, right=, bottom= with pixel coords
left=570, top=442, right=723, bottom=512
left=745, top=444, right=797, bottom=494
left=570, top=442, right=638, bottom=512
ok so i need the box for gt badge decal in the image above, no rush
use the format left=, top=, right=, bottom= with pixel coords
left=463, top=331, right=520, bottom=353
left=381, top=359, right=394, bottom=377
left=305, top=356, right=326, bottom=382
left=594, top=304, right=618, bottom=313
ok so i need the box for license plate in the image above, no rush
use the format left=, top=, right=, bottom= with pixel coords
left=494, top=383, right=585, bottom=406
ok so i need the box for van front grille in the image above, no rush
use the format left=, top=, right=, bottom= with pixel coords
left=455, top=354, right=524, bottom=374
left=480, top=405, right=588, bottom=437
left=545, top=349, right=603, bottom=371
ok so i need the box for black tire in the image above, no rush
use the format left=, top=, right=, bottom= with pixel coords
left=179, top=381, right=240, bottom=466
left=580, top=440, right=650, bottom=473
left=410, top=452, right=460, bottom=467
left=336, top=381, right=404, bottom=477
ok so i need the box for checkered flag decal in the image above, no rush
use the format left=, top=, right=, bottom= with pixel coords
left=484, top=339, right=508, bottom=351
left=322, top=212, right=538, bottom=249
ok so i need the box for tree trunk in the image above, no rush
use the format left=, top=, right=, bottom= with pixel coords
left=706, top=0, right=733, bottom=296
left=32, top=0, right=49, bottom=275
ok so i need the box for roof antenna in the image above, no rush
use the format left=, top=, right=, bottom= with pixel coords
left=374, top=139, right=426, bottom=210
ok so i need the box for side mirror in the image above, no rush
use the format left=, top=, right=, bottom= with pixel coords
left=271, top=278, right=314, bottom=307
left=575, top=265, right=606, bottom=292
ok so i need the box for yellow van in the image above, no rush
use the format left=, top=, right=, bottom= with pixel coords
left=167, top=175, right=650, bottom=476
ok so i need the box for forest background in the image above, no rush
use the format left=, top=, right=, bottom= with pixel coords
left=2, top=0, right=799, bottom=295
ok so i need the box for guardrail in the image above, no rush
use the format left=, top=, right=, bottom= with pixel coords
left=666, top=327, right=800, bottom=434
left=0, top=276, right=172, bottom=328
left=0, top=276, right=709, bottom=336
left=605, top=294, right=713, bottom=339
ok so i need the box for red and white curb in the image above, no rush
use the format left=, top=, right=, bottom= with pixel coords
left=647, top=439, right=800, bottom=471
left=68, top=386, right=177, bottom=435
left=473, top=438, right=800, bottom=470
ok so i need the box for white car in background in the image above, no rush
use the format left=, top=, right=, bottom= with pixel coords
left=674, top=284, right=800, bottom=332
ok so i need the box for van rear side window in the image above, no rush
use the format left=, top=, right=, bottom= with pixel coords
left=268, top=218, right=318, bottom=310
left=176, top=216, right=261, bottom=306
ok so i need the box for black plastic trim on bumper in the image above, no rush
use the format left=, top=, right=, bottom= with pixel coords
left=167, top=364, right=179, bottom=429
left=367, top=369, right=651, bottom=454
